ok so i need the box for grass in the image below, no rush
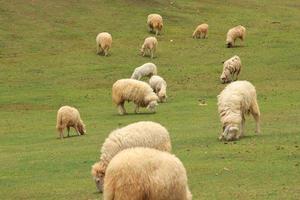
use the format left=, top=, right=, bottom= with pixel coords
left=1, top=0, right=300, bottom=199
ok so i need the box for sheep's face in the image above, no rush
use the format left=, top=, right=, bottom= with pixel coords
left=158, top=92, right=167, bottom=102
left=226, top=42, right=233, bottom=48
left=147, top=101, right=158, bottom=112
left=220, top=69, right=231, bottom=84
left=91, top=162, right=105, bottom=193
left=78, top=123, right=86, bottom=135
left=219, top=126, right=239, bottom=141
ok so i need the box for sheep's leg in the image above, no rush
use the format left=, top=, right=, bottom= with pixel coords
left=67, top=126, right=70, bottom=137
left=118, top=102, right=126, bottom=115
left=155, top=29, right=158, bottom=36
left=240, top=115, right=246, bottom=138
left=59, top=128, right=64, bottom=139
left=151, top=50, right=154, bottom=59
left=251, top=100, right=261, bottom=133
left=134, top=105, right=139, bottom=113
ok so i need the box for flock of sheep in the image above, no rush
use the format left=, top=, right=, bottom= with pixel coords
left=55, top=13, right=261, bottom=200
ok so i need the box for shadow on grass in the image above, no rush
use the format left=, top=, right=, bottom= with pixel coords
left=113, top=112, right=157, bottom=116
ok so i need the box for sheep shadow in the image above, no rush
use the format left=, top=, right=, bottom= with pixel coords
left=56, top=134, right=85, bottom=140
left=113, top=112, right=156, bottom=116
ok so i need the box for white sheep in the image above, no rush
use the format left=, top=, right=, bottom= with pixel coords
left=131, top=62, right=157, bottom=80
left=112, top=79, right=159, bottom=115
left=192, top=23, right=208, bottom=39
left=220, top=55, right=242, bottom=83
left=226, top=25, right=246, bottom=48
left=147, top=14, right=163, bottom=36
left=141, top=36, right=158, bottom=59
left=217, top=81, right=261, bottom=141
left=103, top=147, right=192, bottom=200
left=149, top=75, right=167, bottom=102
left=96, top=32, right=112, bottom=56
left=91, top=121, right=172, bottom=192
left=56, top=106, right=86, bottom=139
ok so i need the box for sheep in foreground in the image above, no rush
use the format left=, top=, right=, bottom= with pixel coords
left=141, top=36, right=158, bottom=59
left=131, top=62, right=157, bottom=80
left=91, top=121, right=172, bottom=192
left=217, top=81, right=261, bottom=141
left=56, top=106, right=86, bottom=139
left=149, top=75, right=167, bottom=102
left=192, top=23, right=208, bottom=39
left=226, top=25, right=246, bottom=48
left=220, top=55, right=242, bottom=83
left=147, top=14, right=163, bottom=35
left=103, top=147, right=192, bottom=200
left=96, top=32, right=112, bottom=56
left=112, top=79, right=159, bottom=115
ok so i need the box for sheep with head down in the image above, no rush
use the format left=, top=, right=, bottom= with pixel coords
left=141, top=36, right=158, bottom=59
left=226, top=25, right=246, bottom=48
left=96, top=32, right=112, bottom=56
left=149, top=75, right=167, bottom=102
left=131, top=62, right=157, bottom=80
left=91, top=121, right=172, bottom=193
left=192, top=23, right=208, bottom=39
left=218, top=80, right=261, bottom=141
left=147, top=14, right=163, bottom=36
left=220, top=55, right=242, bottom=83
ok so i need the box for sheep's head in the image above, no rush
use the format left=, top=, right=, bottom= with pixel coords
left=220, top=69, right=230, bottom=84
left=147, top=100, right=158, bottom=112
left=158, top=91, right=167, bottom=102
left=219, top=126, right=239, bottom=141
left=91, top=162, right=106, bottom=193
left=140, top=45, right=145, bottom=54
left=77, top=122, right=86, bottom=135
left=226, top=42, right=233, bottom=48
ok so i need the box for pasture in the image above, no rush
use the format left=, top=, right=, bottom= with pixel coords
left=1, top=0, right=300, bottom=199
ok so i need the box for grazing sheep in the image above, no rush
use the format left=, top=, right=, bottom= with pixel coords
left=112, top=79, right=159, bottom=115
left=103, top=147, right=192, bottom=200
left=192, top=23, right=208, bottom=39
left=149, top=75, right=167, bottom=102
left=56, top=106, right=86, bottom=139
left=91, top=121, right=172, bottom=193
left=141, top=36, right=158, bottom=59
left=220, top=55, right=242, bottom=83
left=147, top=14, right=163, bottom=36
left=131, top=62, right=157, bottom=80
left=226, top=25, right=246, bottom=48
left=217, top=81, right=261, bottom=141
left=96, top=32, right=112, bottom=56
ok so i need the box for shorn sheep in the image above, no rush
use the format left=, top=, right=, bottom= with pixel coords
left=192, top=23, right=208, bottom=39
left=131, top=62, right=157, bottom=80
left=96, top=32, right=112, bottom=56
left=220, top=55, right=242, bottom=83
left=112, top=79, right=159, bottom=115
left=149, top=75, right=167, bottom=102
left=56, top=106, right=86, bottom=139
left=147, top=14, right=163, bottom=36
left=141, top=36, right=158, bottom=59
left=217, top=81, right=261, bottom=141
left=226, top=25, right=246, bottom=48
left=103, top=147, right=192, bottom=200
left=91, top=121, right=172, bottom=192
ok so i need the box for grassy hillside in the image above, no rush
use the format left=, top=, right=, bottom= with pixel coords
left=1, top=0, right=300, bottom=199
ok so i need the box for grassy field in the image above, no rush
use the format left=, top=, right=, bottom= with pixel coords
left=1, top=0, right=300, bottom=199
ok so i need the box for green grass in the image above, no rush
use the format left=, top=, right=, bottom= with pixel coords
left=1, top=0, right=300, bottom=199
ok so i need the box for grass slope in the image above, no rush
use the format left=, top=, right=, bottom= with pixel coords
left=1, top=0, right=300, bottom=199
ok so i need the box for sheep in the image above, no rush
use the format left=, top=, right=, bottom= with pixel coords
left=149, top=75, right=167, bottom=102
left=131, top=62, right=157, bottom=80
left=220, top=55, right=242, bottom=83
left=217, top=81, right=261, bottom=141
left=91, top=121, right=172, bottom=193
left=112, top=79, right=159, bottom=115
left=192, top=23, right=208, bottom=39
left=96, top=32, right=112, bottom=56
left=141, top=36, right=158, bottom=59
left=103, top=147, right=192, bottom=200
left=226, top=25, right=246, bottom=48
left=56, top=106, right=86, bottom=139
left=147, top=14, right=163, bottom=36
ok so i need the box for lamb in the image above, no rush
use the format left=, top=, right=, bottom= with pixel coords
left=91, top=121, right=172, bottom=193
left=103, top=147, right=192, bottom=200
left=147, top=14, right=163, bottom=36
left=112, top=79, right=159, bottom=115
left=141, top=36, right=158, bottom=59
left=56, top=106, right=86, bottom=139
left=217, top=81, right=261, bottom=141
left=131, top=62, right=157, bottom=80
left=226, top=25, right=246, bottom=48
left=220, top=55, right=242, bottom=83
left=192, top=23, right=208, bottom=39
left=149, top=75, right=167, bottom=102
left=96, top=32, right=112, bottom=56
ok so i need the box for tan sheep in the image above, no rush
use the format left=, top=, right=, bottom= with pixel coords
left=91, top=121, right=172, bottom=192
left=147, top=14, right=163, bottom=36
left=141, top=36, right=158, bottom=59
left=226, top=25, right=246, bottom=48
left=56, top=106, right=86, bottom=139
left=112, top=79, right=159, bottom=115
left=96, top=32, right=112, bottom=56
left=218, top=81, right=260, bottom=141
left=103, top=147, right=192, bottom=200
left=192, top=23, right=208, bottom=39
left=220, top=55, right=242, bottom=83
